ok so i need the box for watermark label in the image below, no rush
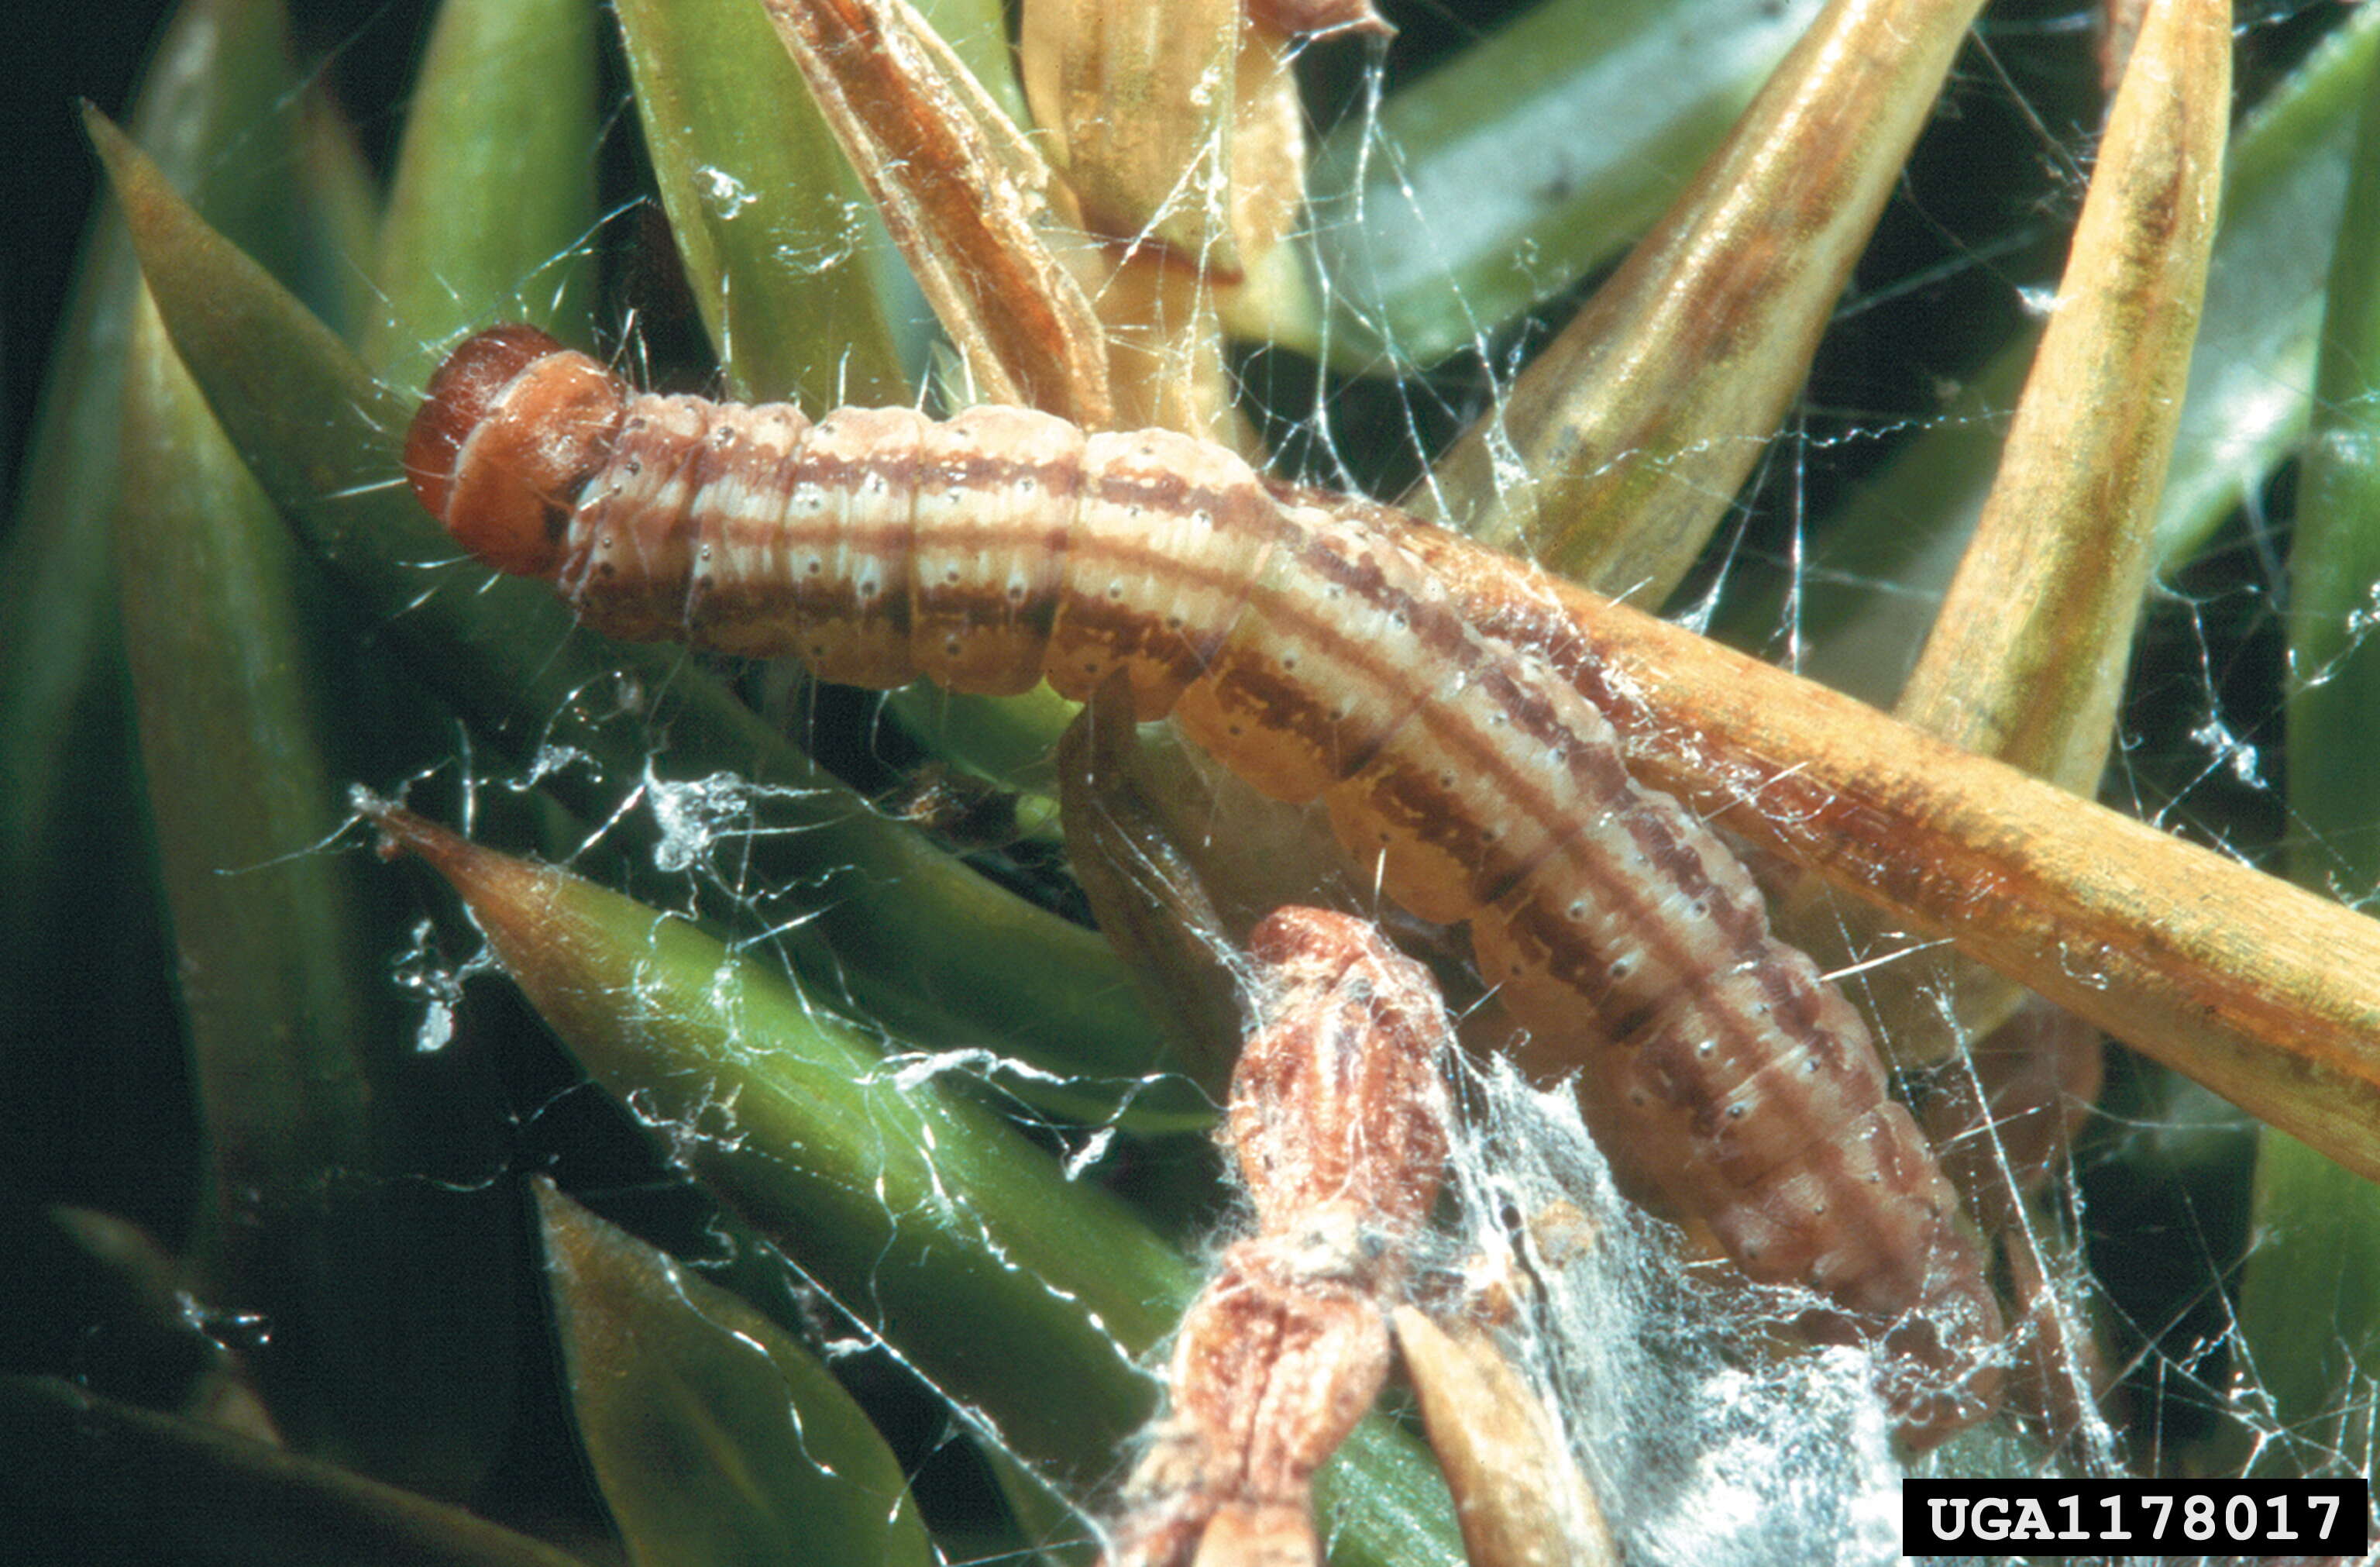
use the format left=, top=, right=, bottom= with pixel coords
left=1903, top=1478, right=2367, bottom=1555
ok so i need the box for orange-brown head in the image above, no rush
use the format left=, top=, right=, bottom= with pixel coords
left=404, top=325, right=629, bottom=577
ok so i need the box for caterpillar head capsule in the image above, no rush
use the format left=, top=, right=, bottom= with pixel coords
left=405, top=325, right=629, bottom=577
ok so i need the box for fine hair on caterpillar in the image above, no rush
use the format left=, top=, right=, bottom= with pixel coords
left=407, top=323, right=2005, bottom=1444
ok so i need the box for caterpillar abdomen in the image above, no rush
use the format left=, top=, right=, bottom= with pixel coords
left=407, top=326, right=2002, bottom=1437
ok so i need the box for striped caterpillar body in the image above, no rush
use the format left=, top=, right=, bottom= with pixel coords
left=408, top=325, right=2003, bottom=1439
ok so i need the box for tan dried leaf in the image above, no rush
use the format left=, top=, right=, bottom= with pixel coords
left=1412, top=0, right=1990, bottom=601
left=1394, top=1305, right=1617, bottom=1567
left=760, top=0, right=1114, bottom=426
left=1022, top=0, right=1247, bottom=270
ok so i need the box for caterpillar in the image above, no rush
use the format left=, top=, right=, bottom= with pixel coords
left=406, top=324, right=2003, bottom=1439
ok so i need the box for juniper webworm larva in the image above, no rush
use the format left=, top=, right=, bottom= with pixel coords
left=406, top=323, right=2004, bottom=1441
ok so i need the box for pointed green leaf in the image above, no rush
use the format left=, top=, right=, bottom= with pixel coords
left=2280, top=71, right=2380, bottom=901
left=376, top=808, right=1464, bottom=1567
left=366, top=0, right=600, bottom=388
left=536, top=1180, right=934, bottom=1567
left=116, top=281, right=521, bottom=1496
left=86, top=109, right=420, bottom=529
left=614, top=0, right=908, bottom=405
left=916, top=0, right=1028, bottom=125
left=1, top=0, right=303, bottom=1199
left=377, top=805, right=1189, bottom=1467
left=289, top=85, right=384, bottom=344
left=1299, top=0, right=1825, bottom=367
left=116, top=284, right=377, bottom=1195
left=2243, top=43, right=2380, bottom=1477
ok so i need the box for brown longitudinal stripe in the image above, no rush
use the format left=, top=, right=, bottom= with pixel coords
left=407, top=325, right=2005, bottom=1444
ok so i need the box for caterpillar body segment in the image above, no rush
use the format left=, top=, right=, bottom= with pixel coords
left=408, top=326, right=2003, bottom=1439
